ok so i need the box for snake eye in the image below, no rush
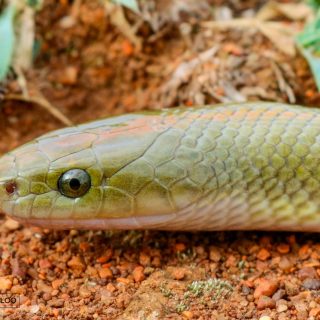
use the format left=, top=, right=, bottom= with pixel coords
left=4, top=181, right=17, bottom=195
left=58, top=169, right=91, bottom=198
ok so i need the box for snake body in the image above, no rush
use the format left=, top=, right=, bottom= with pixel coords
left=1, top=102, right=320, bottom=231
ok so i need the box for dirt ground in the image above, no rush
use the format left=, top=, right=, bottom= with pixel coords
left=2, top=0, right=320, bottom=319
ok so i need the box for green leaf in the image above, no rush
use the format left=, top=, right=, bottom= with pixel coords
left=113, top=0, right=140, bottom=14
left=296, top=5, right=320, bottom=91
left=308, top=0, right=320, bottom=10
left=0, top=5, right=15, bottom=81
left=298, top=44, right=320, bottom=90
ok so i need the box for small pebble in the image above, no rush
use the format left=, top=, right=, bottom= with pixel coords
left=257, top=296, right=276, bottom=310
left=30, top=304, right=40, bottom=314
left=98, top=268, right=113, bottom=279
left=42, top=292, right=52, bottom=301
left=106, top=283, right=116, bottom=293
left=276, top=301, right=288, bottom=313
left=116, top=277, right=131, bottom=285
left=39, top=259, right=52, bottom=269
left=171, top=267, right=186, bottom=280
left=209, top=246, right=221, bottom=262
left=257, top=248, right=271, bottom=261
left=285, top=280, right=299, bottom=296
left=302, top=278, right=320, bottom=290
left=0, top=277, right=13, bottom=291
left=298, top=245, right=310, bottom=260
left=132, top=266, right=145, bottom=282
left=272, top=289, right=285, bottom=301
left=79, top=286, right=91, bottom=298
left=67, top=256, right=86, bottom=273
left=96, top=249, right=113, bottom=264
left=276, top=243, right=290, bottom=254
left=278, top=256, right=293, bottom=272
left=259, top=316, right=272, bottom=320
left=298, top=267, right=318, bottom=280
left=3, top=218, right=20, bottom=230
left=182, top=310, right=193, bottom=319
left=310, top=308, right=320, bottom=317
left=139, top=253, right=151, bottom=266
left=175, top=243, right=186, bottom=252
left=51, top=279, right=64, bottom=290
left=254, top=279, right=278, bottom=299
left=48, top=299, right=65, bottom=308
left=10, top=258, right=27, bottom=278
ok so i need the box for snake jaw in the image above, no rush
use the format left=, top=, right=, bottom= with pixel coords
left=0, top=153, right=18, bottom=213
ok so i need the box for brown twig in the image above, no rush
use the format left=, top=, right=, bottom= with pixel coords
left=3, top=93, right=73, bottom=126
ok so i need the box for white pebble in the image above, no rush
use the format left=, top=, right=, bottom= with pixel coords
left=259, top=316, right=272, bottom=320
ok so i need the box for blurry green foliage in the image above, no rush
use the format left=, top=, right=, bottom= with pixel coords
left=113, top=0, right=139, bottom=13
left=296, top=1, right=320, bottom=90
left=0, top=5, right=15, bottom=81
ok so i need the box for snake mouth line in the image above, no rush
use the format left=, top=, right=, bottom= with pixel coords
left=12, top=214, right=176, bottom=230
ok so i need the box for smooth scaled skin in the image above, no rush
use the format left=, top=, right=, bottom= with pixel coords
left=1, top=102, right=320, bottom=231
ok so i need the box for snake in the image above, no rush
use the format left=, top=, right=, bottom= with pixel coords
left=2, top=102, right=320, bottom=231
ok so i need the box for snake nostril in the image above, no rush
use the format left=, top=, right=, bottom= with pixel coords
left=4, top=181, right=17, bottom=195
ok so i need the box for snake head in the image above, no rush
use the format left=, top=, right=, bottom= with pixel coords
left=0, top=113, right=181, bottom=229
left=0, top=127, right=109, bottom=228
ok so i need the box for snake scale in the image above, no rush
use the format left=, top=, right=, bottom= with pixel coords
left=1, top=102, right=320, bottom=231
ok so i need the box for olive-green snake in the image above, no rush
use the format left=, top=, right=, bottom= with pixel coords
left=1, top=102, right=320, bottom=231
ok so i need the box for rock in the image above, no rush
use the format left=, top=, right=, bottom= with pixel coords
left=298, top=245, right=310, bottom=260
left=98, top=268, right=113, bottom=279
left=139, top=252, right=151, bottom=266
left=295, top=302, right=308, bottom=320
left=310, top=308, right=320, bottom=317
left=254, top=279, right=278, bottom=299
left=171, top=267, right=186, bottom=280
left=132, top=266, right=145, bottom=282
left=79, top=286, right=91, bottom=298
left=10, top=258, right=27, bottom=278
left=278, top=257, right=293, bottom=272
left=257, top=248, right=271, bottom=261
left=302, top=278, right=320, bottom=290
left=52, top=279, right=64, bottom=290
left=276, top=300, right=288, bottom=313
left=42, top=292, right=52, bottom=301
left=257, top=296, right=276, bottom=310
left=48, top=298, right=65, bottom=308
left=226, top=255, right=237, bottom=267
left=30, top=304, right=40, bottom=314
left=106, top=283, right=116, bottom=293
left=11, top=285, right=26, bottom=295
left=100, top=288, right=112, bottom=304
left=3, top=218, right=20, bottom=230
left=39, top=259, right=52, bottom=269
left=276, top=243, right=290, bottom=254
left=37, top=280, right=52, bottom=293
left=67, top=256, right=86, bottom=274
left=96, top=249, right=113, bottom=264
left=182, top=310, right=193, bottom=319
left=298, top=267, right=318, bottom=280
left=174, top=243, right=186, bottom=252
left=209, top=246, right=221, bottom=262
left=0, top=277, right=13, bottom=291
left=272, top=289, right=285, bottom=301
left=56, top=66, right=79, bottom=85
left=285, top=280, right=299, bottom=296
left=259, top=316, right=272, bottom=320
